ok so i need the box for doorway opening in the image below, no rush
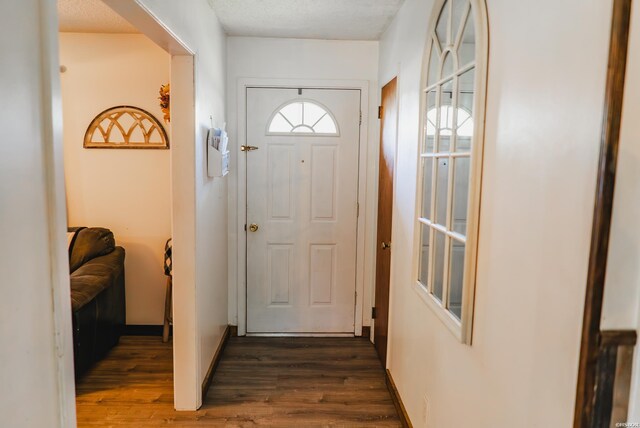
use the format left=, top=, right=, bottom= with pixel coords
left=56, top=0, right=199, bottom=413
left=58, top=19, right=172, bottom=416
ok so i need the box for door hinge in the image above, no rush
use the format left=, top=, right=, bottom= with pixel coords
left=356, top=202, right=360, bottom=217
left=371, top=307, right=377, bottom=319
left=378, top=106, right=383, bottom=119
left=359, top=110, right=362, bottom=125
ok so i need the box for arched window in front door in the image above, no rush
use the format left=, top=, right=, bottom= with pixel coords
left=266, top=100, right=339, bottom=136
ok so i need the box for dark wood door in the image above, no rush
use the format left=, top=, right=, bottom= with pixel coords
left=374, top=77, right=397, bottom=365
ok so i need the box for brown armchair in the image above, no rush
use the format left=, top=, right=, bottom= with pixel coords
left=68, top=227, right=125, bottom=378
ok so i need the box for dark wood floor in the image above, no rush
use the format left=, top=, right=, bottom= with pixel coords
left=76, top=335, right=401, bottom=427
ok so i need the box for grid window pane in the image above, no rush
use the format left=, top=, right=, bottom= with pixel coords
left=269, top=113, right=292, bottom=133
left=303, top=102, right=325, bottom=126
left=437, top=80, right=454, bottom=152
left=455, top=67, right=475, bottom=152
left=425, top=90, right=437, bottom=153
left=448, top=240, right=466, bottom=320
left=435, top=2, right=449, bottom=50
left=421, top=158, right=434, bottom=220
left=280, top=102, right=302, bottom=126
left=434, top=158, right=449, bottom=226
left=432, top=232, right=447, bottom=301
left=459, top=7, right=476, bottom=63
left=418, top=225, right=431, bottom=287
left=427, top=41, right=441, bottom=87
left=452, top=157, right=470, bottom=235
left=313, top=115, right=337, bottom=133
left=442, top=52, right=454, bottom=80
left=452, top=0, right=469, bottom=44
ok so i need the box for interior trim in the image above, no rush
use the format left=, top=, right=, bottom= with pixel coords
left=229, top=325, right=238, bottom=337
left=361, top=325, right=371, bottom=338
left=594, top=329, right=638, bottom=425
left=201, top=325, right=231, bottom=399
left=245, top=333, right=355, bottom=338
left=385, top=369, right=413, bottom=428
left=600, top=329, right=638, bottom=347
left=573, top=1, right=632, bottom=426
left=235, top=325, right=369, bottom=338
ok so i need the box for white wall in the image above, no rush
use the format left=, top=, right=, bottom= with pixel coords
left=226, top=37, right=379, bottom=330
left=604, top=0, right=640, bottom=421
left=136, top=0, right=228, bottom=410
left=379, top=0, right=610, bottom=426
left=0, top=0, right=76, bottom=426
left=59, top=33, right=171, bottom=326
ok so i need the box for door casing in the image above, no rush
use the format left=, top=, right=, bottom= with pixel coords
left=235, top=78, right=371, bottom=336
left=245, top=87, right=361, bottom=334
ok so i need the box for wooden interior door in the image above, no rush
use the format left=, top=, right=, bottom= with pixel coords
left=374, top=78, right=397, bottom=364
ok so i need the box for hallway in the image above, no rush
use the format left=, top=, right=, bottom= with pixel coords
left=76, top=336, right=401, bottom=426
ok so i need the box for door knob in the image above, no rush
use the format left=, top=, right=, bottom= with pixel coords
left=249, top=223, right=259, bottom=232
left=381, top=241, right=391, bottom=250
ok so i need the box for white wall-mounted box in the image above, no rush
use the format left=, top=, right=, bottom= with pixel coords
left=207, top=127, right=229, bottom=177
left=208, top=147, right=229, bottom=177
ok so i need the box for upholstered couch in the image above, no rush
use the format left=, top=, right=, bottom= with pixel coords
left=68, top=227, right=125, bottom=378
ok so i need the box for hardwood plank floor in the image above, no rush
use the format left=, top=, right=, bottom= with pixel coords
left=76, top=336, right=401, bottom=427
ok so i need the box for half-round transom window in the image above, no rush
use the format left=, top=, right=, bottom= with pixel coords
left=267, top=100, right=339, bottom=136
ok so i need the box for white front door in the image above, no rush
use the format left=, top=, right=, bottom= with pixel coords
left=246, top=87, right=361, bottom=334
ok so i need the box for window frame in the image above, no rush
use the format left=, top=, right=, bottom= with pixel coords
left=265, top=98, right=341, bottom=137
left=413, top=0, right=489, bottom=344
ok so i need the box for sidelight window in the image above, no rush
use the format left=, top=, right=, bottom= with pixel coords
left=415, top=0, right=488, bottom=343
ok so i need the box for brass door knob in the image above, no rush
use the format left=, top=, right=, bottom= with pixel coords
left=249, top=223, right=259, bottom=232
left=381, top=241, right=391, bottom=250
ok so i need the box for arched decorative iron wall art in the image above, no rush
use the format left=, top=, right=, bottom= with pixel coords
left=83, top=106, right=169, bottom=149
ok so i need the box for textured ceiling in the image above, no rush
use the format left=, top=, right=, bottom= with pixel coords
left=57, top=0, right=139, bottom=33
left=210, top=0, right=404, bottom=40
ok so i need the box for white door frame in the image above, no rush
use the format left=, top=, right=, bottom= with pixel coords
left=236, top=78, right=370, bottom=336
left=83, top=0, right=201, bottom=410
left=43, top=0, right=200, bottom=419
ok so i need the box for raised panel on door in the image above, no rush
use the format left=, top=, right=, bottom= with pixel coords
left=309, top=244, right=337, bottom=305
left=267, top=244, right=293, bottom=305
left=246, top=87, right=361, bottom=334
left=310, top=145, right=338, bottom=222
left=267, top=145, right=294, bottom=221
